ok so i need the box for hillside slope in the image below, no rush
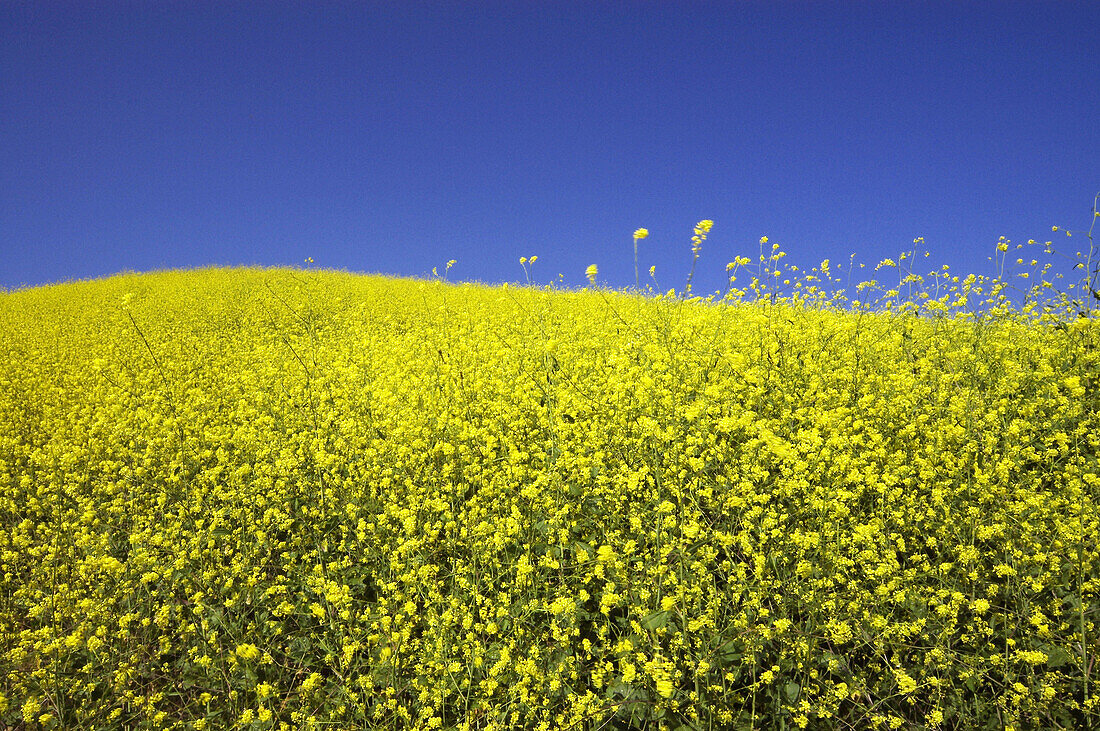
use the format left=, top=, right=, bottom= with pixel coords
left=2, top=267, right=1098, bottom=729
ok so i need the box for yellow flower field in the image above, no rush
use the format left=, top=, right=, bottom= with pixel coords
left=1, top=226, right=1099, bottom=728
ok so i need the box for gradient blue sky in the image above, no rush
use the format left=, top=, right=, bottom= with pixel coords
left=2, top=1, right=1097, bottom=296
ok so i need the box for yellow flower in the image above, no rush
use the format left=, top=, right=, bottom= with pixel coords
left=622, top=661, right=637, bottom=683
left=235, top=643, right=260, bottom=661
left=585, top=264, right=598, bottom=285
left=894, top=668, right=918, bottom=694
left=633, top=228, right=649, bottom=239
left=22, top=698, right=41, bottom=724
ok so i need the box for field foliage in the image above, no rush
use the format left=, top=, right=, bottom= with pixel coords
left=2, top=219, right=1100, bottom=729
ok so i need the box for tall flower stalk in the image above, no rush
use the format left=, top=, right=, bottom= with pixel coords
left=633, top=228, right=649, bottom=289
left=684, top=219, right=714, bottom=296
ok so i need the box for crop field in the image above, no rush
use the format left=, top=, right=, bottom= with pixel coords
left=1, top=229, right=1099, bottom=729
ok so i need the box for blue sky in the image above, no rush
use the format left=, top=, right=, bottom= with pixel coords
left=2, top=1, right=1097, bottom=297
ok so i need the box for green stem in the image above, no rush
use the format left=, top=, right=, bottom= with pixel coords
left=634, top=239, right=640, bottom=290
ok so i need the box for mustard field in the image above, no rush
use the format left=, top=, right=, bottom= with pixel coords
left=1, top=251, right=1098, bottom=729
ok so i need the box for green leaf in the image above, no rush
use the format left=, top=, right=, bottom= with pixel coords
left=785, top=681, right=801, bottom=702
left=606, top=679, right=648, bottom=702
left=1044, top=645, right=1073, bottom=668
left=715, top=638, right=743, bottom=667
left=640, top=610, right=670, bottom=631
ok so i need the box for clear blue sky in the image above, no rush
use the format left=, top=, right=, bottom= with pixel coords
left=2, top=1, right=1097, bottom=296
